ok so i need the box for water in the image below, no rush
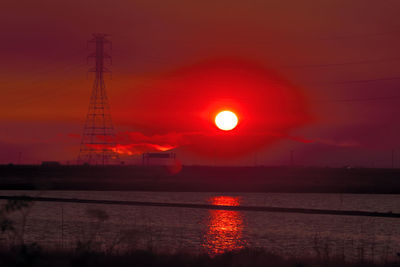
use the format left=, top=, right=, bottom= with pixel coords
left=0, top=191, right=399, bottom=261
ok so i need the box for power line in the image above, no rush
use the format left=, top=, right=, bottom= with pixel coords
left=299, top=76, right=400, bottom=87
left=329, top=76, right=400, bottom=85
left=315, top=95, right=400, bottom=103
left=317, top=29, right=400, bottom=40
left=281, top=57, right=400, bottom=69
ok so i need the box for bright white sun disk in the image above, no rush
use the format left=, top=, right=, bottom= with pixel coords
left=215, top=111, right=238, bottom=131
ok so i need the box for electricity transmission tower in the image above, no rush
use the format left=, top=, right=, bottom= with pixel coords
left=78, top=33, right=118, bottom=165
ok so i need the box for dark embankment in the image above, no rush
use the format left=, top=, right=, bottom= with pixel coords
left=1, top=165, right=400, bottom=193
left=1, top=195, right=400, bottom=218
left=0, top=246, right=398, bottom=267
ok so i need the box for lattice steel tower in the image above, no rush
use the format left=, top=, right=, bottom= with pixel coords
left=78, top=34, right=118, bottom=165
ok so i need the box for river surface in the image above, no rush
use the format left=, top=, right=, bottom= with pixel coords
left=0, top=191, right=399, bottom=261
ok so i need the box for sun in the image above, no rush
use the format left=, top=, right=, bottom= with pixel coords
left=215, top=110, right=238, bottom=131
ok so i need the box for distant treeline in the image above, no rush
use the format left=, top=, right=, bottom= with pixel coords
left=0, top=165, right=400, bottom=193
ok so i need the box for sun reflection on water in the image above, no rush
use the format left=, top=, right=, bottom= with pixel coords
left=202, top=196, right=246, bottom=254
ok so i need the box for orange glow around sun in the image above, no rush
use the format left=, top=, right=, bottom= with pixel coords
left=215, top=111, right=238, bottom=131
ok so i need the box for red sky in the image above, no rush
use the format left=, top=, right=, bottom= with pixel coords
left=1, top=1, right=400, bottom=166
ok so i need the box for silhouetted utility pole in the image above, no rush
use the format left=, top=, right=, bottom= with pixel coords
left=290, top=150, right=294, bottom=167
left=392, top=149, right=395, bottom=168
left=78, top=34, right=118, bottom=165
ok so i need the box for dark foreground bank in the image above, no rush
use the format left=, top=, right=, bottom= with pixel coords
left=0, top=246, right=399, bottom=267
left=1, top=165, right=400, bottom=193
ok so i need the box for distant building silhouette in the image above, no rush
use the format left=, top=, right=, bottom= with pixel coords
left=142, top=152, right=176, bottom=165
left=41, top=161, right=61, bottom=167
